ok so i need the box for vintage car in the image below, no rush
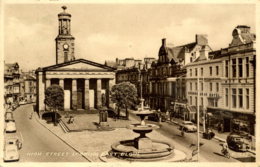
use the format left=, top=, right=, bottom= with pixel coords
left=19, top=100, right=26, bottom=105
left=227, top=134, right=250, bottom=152
left=5, top=121, right=16, bottom=133
left=180, top=121, right=197, bottom=132
left=148, top=111, right=166, bottom=122
left=4, top=138, right=22, bottom=162
left=5, top=112, right=14, bottom=122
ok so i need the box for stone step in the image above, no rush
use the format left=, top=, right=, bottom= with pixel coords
left=59, top=119, right=69, bottom=133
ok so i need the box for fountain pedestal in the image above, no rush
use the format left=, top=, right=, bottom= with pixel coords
left=100, top=109, right=187, bottom=162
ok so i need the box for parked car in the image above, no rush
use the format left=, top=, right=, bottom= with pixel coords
left=4, top=138, right=21, bottom=162
left=5, top=112, right=14, bottom=122
left=5, top=121, right=16, bottom=133
left=19, top=100, right=26, bottom=105
left=180, top=121, right=197, bottom=132
left=148, top=110, right=166, bottom=122
left=227, top=134, right=250, bottom=152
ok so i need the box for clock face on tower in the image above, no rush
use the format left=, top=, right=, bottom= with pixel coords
left=63, top=44, right=69, bottom=49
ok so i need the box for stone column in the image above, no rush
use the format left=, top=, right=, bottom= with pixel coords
left=85, top=78, right=90, bottom=110
left=72, top=79, right=77, bottom=110
left=109, top=78, right=115, bottom=108
left=59, top=78, right=64, bottom=110
left=150, top=81, right=152, bottom=94
left=59, top=78, right=64, bottom=90
left=38, top=72, right=45, bottom=113
left=97, top=78, right=102, bottom=109
left=169, top=82, right=172, bottom=96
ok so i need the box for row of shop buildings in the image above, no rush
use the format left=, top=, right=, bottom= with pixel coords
left=4, top=62, right=37, bottom=105
left=108, top=25, right=256, bottom=136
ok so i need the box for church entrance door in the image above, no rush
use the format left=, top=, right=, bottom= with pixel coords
left=77, top=91, right=83, bottom=109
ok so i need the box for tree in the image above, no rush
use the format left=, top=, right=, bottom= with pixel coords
left=110, top=82, right=138, bottom=120
left=44, top=84, right=64, bottom=125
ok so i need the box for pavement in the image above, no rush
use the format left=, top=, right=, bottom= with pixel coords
left=34, top=107, right=209, bottom=162
left=168, top=118, right=256, bottom=155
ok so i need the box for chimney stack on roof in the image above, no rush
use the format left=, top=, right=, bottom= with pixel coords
left=162, top=38, right=166, bottom=47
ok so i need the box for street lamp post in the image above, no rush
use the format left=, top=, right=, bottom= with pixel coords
left=197, top=69, right=200, bottom=161
left=139, top=69, right=144, bottom=111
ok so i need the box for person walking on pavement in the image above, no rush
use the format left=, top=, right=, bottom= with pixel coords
left=218, top=123, right=221, bottom=133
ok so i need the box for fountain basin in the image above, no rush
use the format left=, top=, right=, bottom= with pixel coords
left=127, top=124, right=159, bottom=131
left=110, top=139, right=174, bottom=160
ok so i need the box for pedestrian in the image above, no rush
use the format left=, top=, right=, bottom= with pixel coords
left=218, top=123, right=221, bottom=133
left=221, top=123, right=224, bottom=133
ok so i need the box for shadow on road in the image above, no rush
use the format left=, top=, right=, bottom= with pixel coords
left=213, top=152, right=225, bottom=157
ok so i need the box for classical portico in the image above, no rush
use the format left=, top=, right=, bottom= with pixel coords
left=36, top=59, right=116, bottom=112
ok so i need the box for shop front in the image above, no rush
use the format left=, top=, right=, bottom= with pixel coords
left=207, top=108, right=223, bottom=131
left=207, top=107, right=255, bottom=135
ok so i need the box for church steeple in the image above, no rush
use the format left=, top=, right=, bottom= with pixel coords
left=55, top=6, right=75, bottom=64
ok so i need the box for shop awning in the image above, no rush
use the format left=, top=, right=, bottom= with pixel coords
left=187, top=106, right=197, bottom=113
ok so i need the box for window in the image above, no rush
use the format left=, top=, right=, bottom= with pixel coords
left=201, top=97, right=203, bottom=106
left=201, top=83, right=203, bottom=91
left=190, top=69, right=192, bottom=77
left=195, top=97, right=197, bottom=106
left=216, top=66, right=219, bottom=75
left=225, top=60, right=229, bottom=77
left=238, top=58, right=243, bottom=77
left=232, top=59, right=236, bottom=77
left=195, top=68, right=197, bottom=76
left=201, top=68, right=203, bottom=76
left=210, top=67, right=212, bottom=76
left=195, top=83, right=197, bottom=91
left=225, top=88, right=228, bottom=107
left=238, top=89, right=243, bottom=108
left=246, top=89, right=249, bottom=109
left=190, top=57, right=193, bottom=63
left=246, top=57, right=249, bottom=77
left=210, top=83, right=212, bottom=91
left=190, top=96, right=192, bottom=105
left=232, top=89, right=237, bottom=108
left=30, top=82, right=32, bottom=86
left=190, top=83, right=192, bottom=91
left=215, top=101, right=218, bottom=107
left=216, top=83, right=219, bottom=92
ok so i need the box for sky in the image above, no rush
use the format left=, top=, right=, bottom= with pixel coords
left=3, top=2, right=256, bottom=72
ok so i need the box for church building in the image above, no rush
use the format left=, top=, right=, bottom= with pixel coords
left=35, top=6, right=116, bottom=112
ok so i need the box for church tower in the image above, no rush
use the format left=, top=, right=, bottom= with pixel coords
left=55, top=6, right=75, bottom=64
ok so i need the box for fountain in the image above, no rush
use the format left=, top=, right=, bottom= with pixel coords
left=100, top=107, right=187, bottom=162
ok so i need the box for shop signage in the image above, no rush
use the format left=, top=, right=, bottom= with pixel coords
left=220, top=111, right=233, bottom=118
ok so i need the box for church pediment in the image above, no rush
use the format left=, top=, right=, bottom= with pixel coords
left=42, top=59, right=116, bottom=71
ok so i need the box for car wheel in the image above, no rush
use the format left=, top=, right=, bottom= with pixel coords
left=184, top=128, right=187, bottom=132
left=235, top=146, right=239, bottom=152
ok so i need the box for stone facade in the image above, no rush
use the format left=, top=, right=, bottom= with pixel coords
left=186, top=25, right=256, bottom=135
left=35, top=7, right=116, bottom=113
left=4, top=62, right=20, bottom=104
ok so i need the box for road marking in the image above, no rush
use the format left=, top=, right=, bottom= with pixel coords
left=20, top=132, right=24, bottom=142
